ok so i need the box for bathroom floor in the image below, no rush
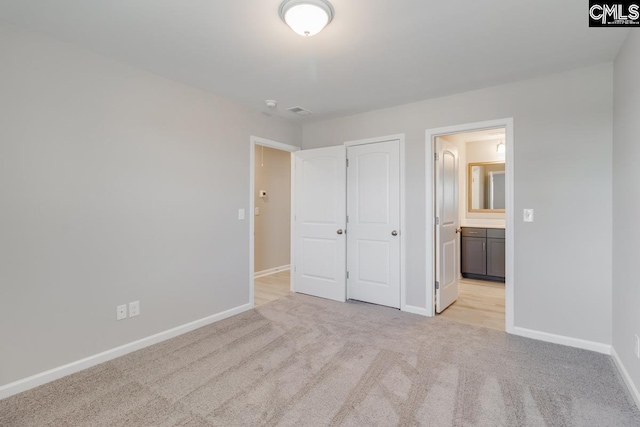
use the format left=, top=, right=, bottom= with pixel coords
left=438, top=278, right=505, bottom=331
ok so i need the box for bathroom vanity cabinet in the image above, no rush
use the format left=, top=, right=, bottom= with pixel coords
left=461, top=227, right=505, bottom=281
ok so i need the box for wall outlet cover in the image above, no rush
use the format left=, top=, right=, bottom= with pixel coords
left=116, top=304, right=127, bottom=321
left=129, top=301, right=140, bottom=317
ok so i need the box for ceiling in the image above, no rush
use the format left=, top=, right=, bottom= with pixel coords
left=0, top=1, right=629, bottom=122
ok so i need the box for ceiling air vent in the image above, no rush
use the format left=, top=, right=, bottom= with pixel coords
left=286, top=106, right=313, bottom=116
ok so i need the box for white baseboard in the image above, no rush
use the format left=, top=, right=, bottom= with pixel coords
left=403, top=304, right=429, bottom=316
left=512, top=326, right=611, bottom=355
left=254, top=265, right=290, bottom=279
left=0, top=302, right=253, bottom=401
left=611, top=347, right=640, bottom=410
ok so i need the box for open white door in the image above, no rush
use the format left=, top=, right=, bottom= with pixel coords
left=346, top=140, right=401, bottom=308
left=293, top=146, right=347, bottom=302
left=435, top=137, right=459, bottom=313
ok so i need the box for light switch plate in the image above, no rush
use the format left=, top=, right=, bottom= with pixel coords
left=129, top=301, right=140, bottom=317
left=523, top=209, right=534, bottom=222
left=238, top=208, right=245, bottom=220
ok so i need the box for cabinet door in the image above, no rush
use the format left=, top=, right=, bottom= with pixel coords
left=487, top=238, right=505, bottom=278
left=461, top=236, right=486, bottom=275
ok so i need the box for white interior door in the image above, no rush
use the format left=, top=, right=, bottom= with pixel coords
left=346, top=140, right=401, bottom=308
left=294, top=146, right=347, bottom=302
left=435, top=137, right=459, bottom=313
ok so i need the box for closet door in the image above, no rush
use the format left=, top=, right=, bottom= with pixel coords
left=293, top=146, right=347, bottom=302
left=346, top=140, right=401, bottom=308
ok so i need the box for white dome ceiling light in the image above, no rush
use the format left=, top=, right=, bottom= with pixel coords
left=279, top=0, right=334, bottom=37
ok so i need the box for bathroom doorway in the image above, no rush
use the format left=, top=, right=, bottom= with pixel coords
left=426, top=119, right=513, bottom=332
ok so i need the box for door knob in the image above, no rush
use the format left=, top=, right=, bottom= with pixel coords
left=337, top=229, right=344, bottom=235
left=391, top=230, right=398, bottom=236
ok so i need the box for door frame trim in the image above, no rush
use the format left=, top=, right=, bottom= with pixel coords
left=425, top=119, right=514, bottom=333
left=249, top=136, right=300, bottom=308
left=344, top=134, right=407, bottom=312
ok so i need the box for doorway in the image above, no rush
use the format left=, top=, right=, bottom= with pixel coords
left=426, top=119, right=514, bottom=333
left=249, top=136, right=299, bottom=307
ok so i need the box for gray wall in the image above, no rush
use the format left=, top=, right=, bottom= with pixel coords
left=254, top=146, right=291, bottom=273
left=0, top=25, right=301, bottom=386
left=303, top=64, right=613, bottom=345
left=613, top=31, right=640, bottom=395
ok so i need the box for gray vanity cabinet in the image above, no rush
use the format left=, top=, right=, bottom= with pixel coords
left=487, top=240, right=505, bottom=278
left=461, top=236, right=486, bottom=275
left=461, top=227, right=505, bottom=281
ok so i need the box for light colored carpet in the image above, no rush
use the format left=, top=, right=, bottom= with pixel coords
left=1, top=293, right=639, bottom=426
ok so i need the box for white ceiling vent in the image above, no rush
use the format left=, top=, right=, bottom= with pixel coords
left=286, top=106, right=313, bottom=116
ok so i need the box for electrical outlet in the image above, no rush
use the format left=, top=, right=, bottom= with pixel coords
left=635, top=334, right=639, bottom=359
left=255, top=207, right=260, bottom=216
left=129, top=301, right=140, bottom=317
left=116, top=304, right=127, bottom=321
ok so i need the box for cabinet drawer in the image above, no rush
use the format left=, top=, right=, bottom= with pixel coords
left=461, top=228, right=486, bottom=237
left=487, top=228, right=505, bottom=239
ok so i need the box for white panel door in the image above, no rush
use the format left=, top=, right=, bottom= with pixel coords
left=294, top=146, right=347, bottom=302
left=435, top=138, right=459, bottom=313
left=347, top=140, right=400, bottom=308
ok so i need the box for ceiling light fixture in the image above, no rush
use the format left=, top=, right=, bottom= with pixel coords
left=496, top=141, right=506, bottom=153
left=279, top=0, right=334, bottom=37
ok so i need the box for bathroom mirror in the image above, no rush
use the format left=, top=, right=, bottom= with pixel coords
left=468, top=162, right=505, bottom=212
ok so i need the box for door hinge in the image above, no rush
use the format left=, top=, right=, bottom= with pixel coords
left=346, top=271, right=349, bottom=279
left=435, top=281, right=440, bottom=290
left=435, top=217, right=440, bottom=225
left=346, top=158, right=349, bottom=167
left=346, top=215, right=349, bottom=223
left=434, top=153, right=439, bottom=161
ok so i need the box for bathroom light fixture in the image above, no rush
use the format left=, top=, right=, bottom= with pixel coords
left=279, top=0, right=334, bottom=37
left=496, top=141, right=506, bottom=153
